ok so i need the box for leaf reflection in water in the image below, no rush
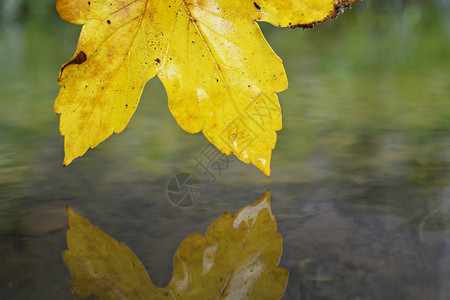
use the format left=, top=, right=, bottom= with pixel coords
left=63, top=190, right=288, bottom=299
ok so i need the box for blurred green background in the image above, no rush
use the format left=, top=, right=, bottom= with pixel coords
left=1, top=0, right=449, bottom=299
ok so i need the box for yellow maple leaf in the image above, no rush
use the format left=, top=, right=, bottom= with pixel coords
left=63, top=190, right=288, bottom=299
left=55, top=0, right=357, bottom=175
left=63, top=206, right=166, bottom=299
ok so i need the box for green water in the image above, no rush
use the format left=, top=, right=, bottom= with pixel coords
left=1, top=2, right=450, bottom=299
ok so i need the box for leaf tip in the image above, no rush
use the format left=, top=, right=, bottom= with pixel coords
left=65, top=205, right=74, bottom=217
left=232, top=189, right=274, bottom=230
left=253, top=157, right=271, bottom=177
left=261, top=189, right=271, bottom=200
left=65, top=205, right=84, bottom=228
left=63, top=154, right=74, bottom=167
left=256, top=189, right=272, bottom=208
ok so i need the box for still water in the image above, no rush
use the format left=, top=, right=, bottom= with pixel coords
left=1, top=2, right=449, bottom=299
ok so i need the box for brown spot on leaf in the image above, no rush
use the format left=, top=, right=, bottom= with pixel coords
left=288, top=0, right=356, bottom=29
left=60, top=51, right=87, bottom=75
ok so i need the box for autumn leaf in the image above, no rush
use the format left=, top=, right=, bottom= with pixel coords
left=63, top=190, right=288, bottom=299
left=63, top=206, right=167, bottom=299
left=55, top=0, right=357, bottom=175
